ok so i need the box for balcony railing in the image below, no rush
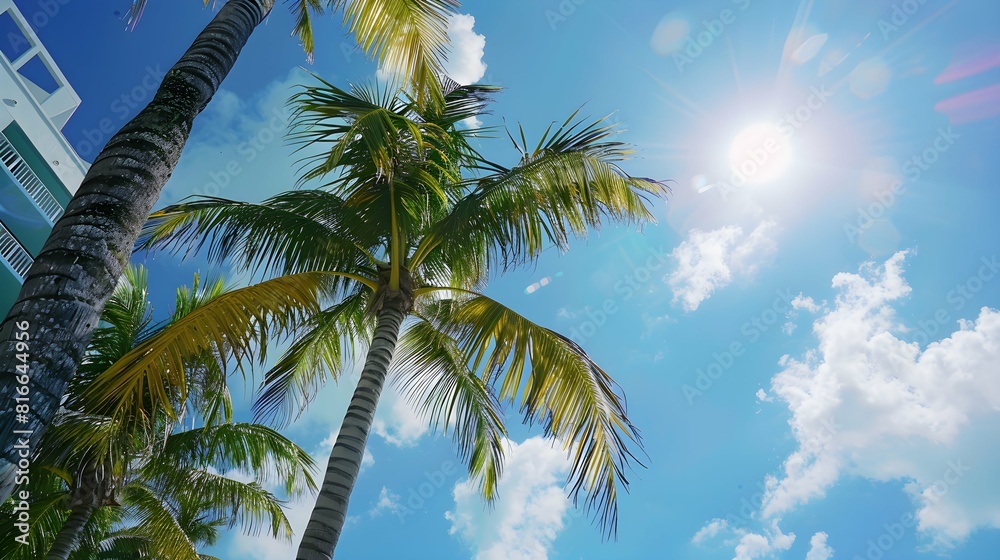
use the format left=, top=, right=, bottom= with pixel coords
left=0, top=132, right=63, bottom=223
left=0, top=219, right=32, bottom=279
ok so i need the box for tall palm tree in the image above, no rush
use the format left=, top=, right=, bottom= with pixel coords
left=0, top=266, right=318, bottom=559
left=94, top=79, right=668, bottom=559
left=0, top=0, right=459, bottom=504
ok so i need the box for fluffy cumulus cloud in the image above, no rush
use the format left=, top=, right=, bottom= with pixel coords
left=447, top=437, right=573, bottom=560
left=761, top=251, right=1000, bottom=547
left=372, top=385, right=429, bottom=447
left=442, top=13, right=488, bottom=128
left=692, top=518, right=795, bottom=560
left=443, top=13, right=488, bottom=85
left=668, top=220, right=779, bottom=312
left=805, top=531, right=834, bottom=560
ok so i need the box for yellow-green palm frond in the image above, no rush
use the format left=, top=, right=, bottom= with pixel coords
left=79, top=265, right=153, bottom=378
left=412, top=113, right=669, bottom=284
left=326, top=0, right=456, bottom=104
left=140, top=194, right=379, bottom=280
left=253, top=291, right=373, bottom=426
left=418, top=292, right=643, bottom=538
left=0, top=470, right=71, bottom=560
left=391, top=318, right=508, bottom=502
left=288, top=0, right=323, bottom=60
left=151, top=423, right=319, bottom=498
left=137, top=469, right=292, bottom=540
left=121, top=484, right=203, bottom=560
left=82, top=272, right=370, bottom=426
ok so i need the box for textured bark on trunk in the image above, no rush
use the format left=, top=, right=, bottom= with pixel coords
left=0, top=0, right=273, bottom=504
left=45, top=463, right=107, bottom=560
left=296, top=297, right=408, bottom=560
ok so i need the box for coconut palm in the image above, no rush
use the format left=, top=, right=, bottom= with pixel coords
left=0, top=265, right=317, bottom=559
left=95, top=78, right=667, bottom=559
left=0, top=0, right=460, bottom=504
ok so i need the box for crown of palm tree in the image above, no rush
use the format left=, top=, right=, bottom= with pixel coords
left=93, top=78, right=669, bottom=538
left=0, top=267, right=318, bottom=559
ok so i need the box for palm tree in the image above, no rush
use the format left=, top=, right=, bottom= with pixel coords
left=0, top=265, right=317, bottom=559
left=0, top=0, right=459, bottom=504
left=97, top=79, right=668, bottom=559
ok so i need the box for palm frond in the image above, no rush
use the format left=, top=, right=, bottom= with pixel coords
left=151, top=423, right=318, bottom=497
left=253, top=291, right=373, bottom=426
left=136, top=470, right=292, bottom=540
left=418, top=292, right=643, bottom=538
left=411, top=114, right=669, bottom=284
left=140, top=194, right=378, bottom=280
left=82, top=272, right=366, bottom=425
left=391, top=319, right=508, bottom=502
left=121, top=484, right=202, bottom=560
left=329, top=0, right=457, bottom=104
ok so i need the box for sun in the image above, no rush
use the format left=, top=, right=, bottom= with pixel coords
left=727, top=122, right=794, bottom=185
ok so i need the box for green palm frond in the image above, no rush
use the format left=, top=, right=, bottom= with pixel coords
left=139, top=470, right=292, bottom=540
left=392, top=319, right=507, bottom=502
left=121, top=485, right=202, bottom=560
left=82, top=272, right=367, bottom=424
left=329, top=0, right=456, bottom=103
left=79, top=265, right=154, bottom=378
left=411, top=113, right=669, bottom=285
left=140, top=194, right=379, bottom=280
left=151, top=423, right=318, bottom=497
left=418, top=292, right=643, bottom=537
left=253, top=291, right=373, bottom=426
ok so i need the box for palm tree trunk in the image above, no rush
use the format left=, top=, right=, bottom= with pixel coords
left=45, top=501, right=98, bottom=560
left=296, top=297, right=408, bottom=560
left=45, top=463, right=106, bottom=560
left=0, top=0, right=273, bottom=504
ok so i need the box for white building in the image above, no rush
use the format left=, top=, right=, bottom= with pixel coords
left=0, top=0, right=88, bottom=313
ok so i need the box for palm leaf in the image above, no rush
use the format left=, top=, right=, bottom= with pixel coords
left=82, top=272, right=368, bottom=425
left=253, top=291, right=373, bottom=426
left=391, top=318, right=508, bottom=502
left=418, top=292, right=643, bottom=537
left=151, top=423, right=318, bottom=497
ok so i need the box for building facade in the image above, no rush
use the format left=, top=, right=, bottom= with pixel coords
left=0, top=0, right=88, bottom=314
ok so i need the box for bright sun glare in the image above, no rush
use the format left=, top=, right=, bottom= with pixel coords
left=727, top=122, right=794, bottom=185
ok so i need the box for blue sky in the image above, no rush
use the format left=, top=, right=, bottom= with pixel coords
left=21, top=0, right=1000, bottom=558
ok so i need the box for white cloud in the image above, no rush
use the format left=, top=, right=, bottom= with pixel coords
left=442, top=13, right=488, bottom=128
left=760, top=251, right=1000, bottom=547
left=372, top=386, right=429, bottom=447
left=692, top=519, right=794, bottom=560
left=447, top=437, right=572, bottom=560
left=805, top=531, right=834, bottom=560
left=691, top=518, right=728, bottom=544
left=443, top=14, right=487, bottom=85
left=668, top=220, right=779, bottom=312
left=369, top=486, right=403, bottom=518
left=791, top=294, right=823, bottom=313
